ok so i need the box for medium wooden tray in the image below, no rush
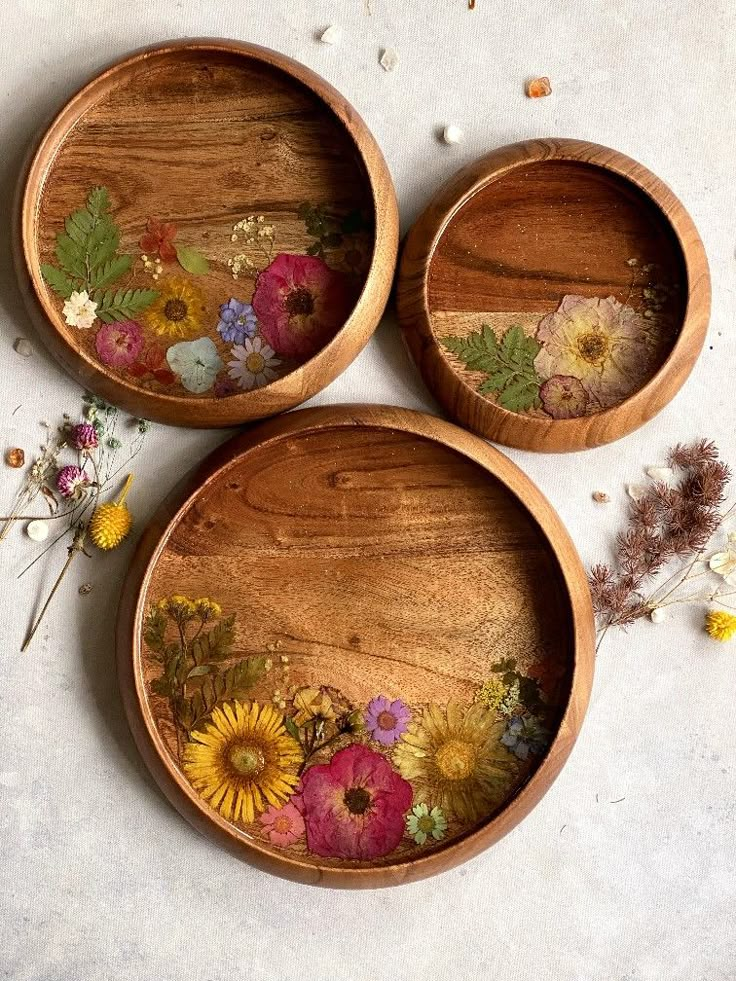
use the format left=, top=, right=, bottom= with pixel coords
left=397, top=139, right=709, bottom=451
left=15, top=40, right=398, bottom=427
left=117, top=405, right=594, bottom=887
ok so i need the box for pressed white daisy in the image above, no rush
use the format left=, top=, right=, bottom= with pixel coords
left=227, top=337, right=281, bottom=390
left=62, top=290, right=97, bottom=329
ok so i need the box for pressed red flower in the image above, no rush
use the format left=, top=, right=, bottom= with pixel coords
left=252, top=253, right=355, bottom=361
left=129, top=343, right=176, bottom=385
left=300, top=744, right=412, bottom=860
left=140, top=217, right=177, bottom=263
left=95, top=320, right=144, bottom=369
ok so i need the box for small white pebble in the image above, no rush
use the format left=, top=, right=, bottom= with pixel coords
left=646, top=466, right=674, bottom=483
left=13, top=338, right=33, bottom=358
left=443, top=125, right=464, bottom=145
left=592, top=491, right=610, bottom=504
left=26, top=519, right=49, bottom=542
left=380, top=48, right=399, bottom=72
left=320, top=25, right=341, bottom=45
left=650, top=607, right=667, bottom=623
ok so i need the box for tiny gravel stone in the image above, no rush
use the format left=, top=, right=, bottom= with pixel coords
left=592, top=491, right=610, bottom=504
left=320, top=25, right=341, bottom=44
left=526, top=76, right=552, bottom=98
left=13, top=337, right=33, bottom=357
left=78, top=582, right=94, bottom=596
left=443, top=124, right=464, bottom=145
left=650, top=607, right=667, bottom=623
left=380, top=48, right=399, bottom=72
left=6, top=448, right=25, bottom=468
left=26, top=519, right=49, bottom=542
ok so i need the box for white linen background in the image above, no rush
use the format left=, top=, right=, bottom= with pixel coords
left=0, top=2, right=734, bottom=979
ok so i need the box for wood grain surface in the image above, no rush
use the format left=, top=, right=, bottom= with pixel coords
left=15, top=40, right=398, bottom=427
left=117, top=405, right=595, bottom=887
left=397, top=139, right=710, bottom=452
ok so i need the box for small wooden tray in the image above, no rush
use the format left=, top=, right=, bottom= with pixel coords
left=397, top=139, right=710, bottom=451
left=117, top=405, right=594, bottom=887
left=15, top=40, right=398, bottom=427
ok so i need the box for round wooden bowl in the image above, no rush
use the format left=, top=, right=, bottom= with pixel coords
left=397, top=139, right=710, bottom=452
left=117, top=405, right=594, bottom=887
left=15, top=40, right=398, bottom=427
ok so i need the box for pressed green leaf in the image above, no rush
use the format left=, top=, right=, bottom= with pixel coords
left=306, top=241, right=323, bottom=257
left=284, top=716, right=301, bottom=741
left=94, top=287, right=158, bottom=323
left=65, top=213, right=89, bottom=246
left=190, top=615, right=236, bottom=666
left=88, top=223, right=121, bottom=270
left=90, top=254, right=132, bottom=290
left=443, top=324, right=542, bottom=412
left=55, top=234, right=87, bottom=279
left=322, top=231, right=343, bottom=248
left=151, top=677, right=173, bottom=697
left=187, top=665, right=211, bottom=679
left=175, top=245, right=210, bottom=275
left=40, top=263, right=77, bottom=299
left=228, top=656, right=267, bottom=696
left=143, top=607, right=167, bottom=653
left=87, top=186, right=111, bottom=217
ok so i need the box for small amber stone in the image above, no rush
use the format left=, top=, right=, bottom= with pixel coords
left=527, top=76, right=552, bottom=98
left=6, top=448, right=25, bottom=468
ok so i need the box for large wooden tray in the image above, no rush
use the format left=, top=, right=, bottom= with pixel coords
left=16, top=40, right=397, bottom=427
left=117, top=406, right=594, bottom=887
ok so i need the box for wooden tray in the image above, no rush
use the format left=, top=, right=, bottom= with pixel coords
left=397, top=139, right=710, bottom=452
left=15, top=40, right=398, bottom=427
left=117, top=405, right=594, bottom=887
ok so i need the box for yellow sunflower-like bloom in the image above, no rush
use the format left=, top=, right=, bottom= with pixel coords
left=145, top=277, right=205, bottom=338
left=705, top=610, right=736, bottom=642
left=393, top=701, right=519, bottom=823
left=182, top=701, right=303, bottom=824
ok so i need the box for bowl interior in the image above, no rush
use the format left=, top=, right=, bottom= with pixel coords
left=428, top=160, right=687, bottom=421
left=31, top=48, right=374, bottom=404
left=137, top=424, right=575, bottom=873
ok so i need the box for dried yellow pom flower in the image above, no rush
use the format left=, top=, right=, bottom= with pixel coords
left=704, top=610, right=736, bottom=642
left=474, top=677, right=507, bottom=710
left=90, top=474, right=133, bottom=551
left=194, top=597, right=222, bottom=620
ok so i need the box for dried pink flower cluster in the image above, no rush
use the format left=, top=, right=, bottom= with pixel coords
left=589, top=440, right=730, bottom=628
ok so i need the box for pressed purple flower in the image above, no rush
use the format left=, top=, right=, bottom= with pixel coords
left=56, top=464, right=89, bottom=499
left=364, top=695, right=411, bottom=746
left=70, top=423, right=99, bottom=451
left=216, top=298, right=258, bottom=344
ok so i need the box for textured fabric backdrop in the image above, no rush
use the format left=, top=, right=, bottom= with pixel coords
left=1, top=2, right=734, bottom=979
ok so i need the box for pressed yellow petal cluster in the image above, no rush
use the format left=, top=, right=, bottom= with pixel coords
left=474, top=677, right=507, bottom=711
left=704, top=610, right=736, bottom=642
left=183, top=701, right=303, bottom=825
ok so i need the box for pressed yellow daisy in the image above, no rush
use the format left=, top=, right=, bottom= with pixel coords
left=393, top=701, right=518, bottom=823
left=705, top=610, right=736, bottom=642
left=145, top=277, right=205, bottom=338
left=182, top=701, right=303, bottom=824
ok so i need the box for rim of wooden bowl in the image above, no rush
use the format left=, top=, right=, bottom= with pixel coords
left=14, top=39, right=399, bottom=428
left=116, top=404, right=595, bottom=888
left=396, top=138, right=710, bottom=452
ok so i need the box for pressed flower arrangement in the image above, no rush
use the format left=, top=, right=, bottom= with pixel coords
left=18, top=41, right=398, bottom=427
left=142, top=594, right=559, bottom=864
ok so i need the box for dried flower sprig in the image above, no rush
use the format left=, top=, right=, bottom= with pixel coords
left=0, top=394, right=152, bottom=652
left=590, top=440, right=735, bottom=649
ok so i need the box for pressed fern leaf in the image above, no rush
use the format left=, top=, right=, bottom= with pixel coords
left=94, top=287, right=159, bottom=323
left=41, top=186, right=135, bottom=300
left=442, top=324, right=543, bottom=412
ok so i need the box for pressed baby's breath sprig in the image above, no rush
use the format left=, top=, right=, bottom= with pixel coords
left=590, top=440, right=734, bottom=649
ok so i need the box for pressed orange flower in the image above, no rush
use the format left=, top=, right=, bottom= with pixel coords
left=140, top=217, right=177, bottom=262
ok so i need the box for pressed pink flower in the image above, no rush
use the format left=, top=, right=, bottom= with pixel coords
left=539, top=374, right=589, bottom=419
left=252, top=253, right=355, bottom=361
left=259, top=802, right=305, bottom=847
left=140, top=218, right=177, bottom=263
left=364, top=695, right=411, bottom=746
left=300, top=744, right=412, bottom=860
left=56, top=465, right=89, bottom=499
left=95, top=320, right=145, bottom=369
left=69, top=423, right=98, bottom=451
